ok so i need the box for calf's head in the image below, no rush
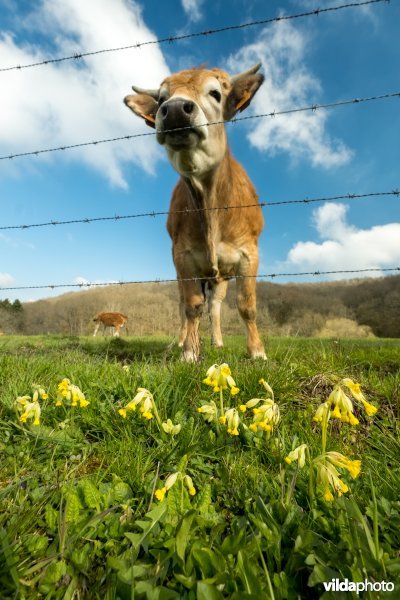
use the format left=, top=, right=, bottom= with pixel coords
left=124, top=64, right=264, bottom=178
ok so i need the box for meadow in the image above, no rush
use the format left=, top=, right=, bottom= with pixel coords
left=0, top=335, right=399, bottom=599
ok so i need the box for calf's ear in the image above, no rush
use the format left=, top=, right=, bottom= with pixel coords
left=124, top=94, right=159, bottom=128
left=224, top=73, right=264, bottom=120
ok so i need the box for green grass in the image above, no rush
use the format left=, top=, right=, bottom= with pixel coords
left=0, top=335, right=399, bottom=599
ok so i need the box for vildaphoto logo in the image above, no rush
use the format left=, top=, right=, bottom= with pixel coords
left=323, top=579, right=395, bottom=594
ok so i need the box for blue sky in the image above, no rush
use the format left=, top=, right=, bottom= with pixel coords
left=0, top=0, right=399, bottom=302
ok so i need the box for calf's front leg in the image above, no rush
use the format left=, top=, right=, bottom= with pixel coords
left=236, top=255, right=266, bottom=359
left=180, top=279, right=205, bottom=362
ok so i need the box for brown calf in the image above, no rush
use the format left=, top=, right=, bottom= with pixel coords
left=93, top=312, right=128, bottom=337
left=124, top=63, right=266, bottom=361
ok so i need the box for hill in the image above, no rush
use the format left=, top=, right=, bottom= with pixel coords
left=2, top=274, right=398, bottom=338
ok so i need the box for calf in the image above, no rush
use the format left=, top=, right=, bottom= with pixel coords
left=93, top=312, right=128, bottom=337
left=124, top=63, right=266, bottom=361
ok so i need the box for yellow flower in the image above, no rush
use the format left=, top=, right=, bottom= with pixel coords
left=16, top=395, right=30, bottom=407
left=362, top=401, right=378, bottom=416
left=141, top=410, right=153, bottom=420
left=17, top=400, right=41, bottom=426
left=325, top=452, right=361, bottom=479
left=120, top=388, right=155, bottom=419
left=285, top=444, right=308, bottom=469
left=118, top=408, right=127, bottom=418
left=162, top=419, right=181, bottom=435
left=197, top=401, right=217, bottom=423
left=203, top=363, right=239, bottom=395
left=239, top=405, right=247, bottom=412
left=315, top=461, right=350, bottom=499
left=219, top=415, right=227, bottom=424
left=184, top=475, right=196, bottom=496
left=249, top=423, right=258, bottom=432
left=259, top=378, right=274, bottom=400
left=32, top=385, right=48, bottom=402
left=252, top=398, right=280, bottom=431
left=224, top=408, right=241, bottom=435
left=155, top=487, right=167, bottom=501
left=313, top=402, right=331, bottom=423
left=323, top=488, right=334, bottom=502
left=327, top=385, right=358, bottom=425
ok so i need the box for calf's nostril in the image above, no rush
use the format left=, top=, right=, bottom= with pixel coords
left=160, top=104, right=168, bottom=118
left=183, top=101, right=194, bottom=115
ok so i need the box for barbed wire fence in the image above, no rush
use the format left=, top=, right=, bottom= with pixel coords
left=2, top=90, right=399, bottom=162
left=0, top=0, right=398, bottom=300
left=0, top=0, right=389, bottom=73
left=1, top=190, right=398, bottom=231
left=1, top=268, right=399, bottom=293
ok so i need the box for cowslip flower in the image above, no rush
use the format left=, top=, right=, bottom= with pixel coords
left=184, top=475, right=196, bottom=496
left=15, top=396, right=41, bottom=426
left=197, top=401, right=217, bottom=423
left=342, top=378, right=378, bottom=416
left=203, top=363, right=239, bottom=395
left=250, top=398, right=280, bottom=432
left=223, top=408, right=240, bottom=436
left=32, top=384, right=48, bottom=402
left=155, top=472, right=179, bottom=502
left=119, top=388, right=154, bottom=420
left=285, top=444, right=308, bottom=468
left=314, top=460, right=349, bottom=501
left=314, top=451, right=361, bottom=501
left=313, top=402, right=331, bottom=423
left=162, top=419, right=182, bottom=435
left=328, top=385, right=359, bottom=425
left=56, top=379, right=90, bottom=408
left=325, top=451, right=361, bottom=479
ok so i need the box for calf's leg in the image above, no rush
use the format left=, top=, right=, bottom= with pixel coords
left=181, top=280, right=205, bottom=362
left=236, top=258, right=266, bottom=359
left=207, top=279, right=228, bottom=348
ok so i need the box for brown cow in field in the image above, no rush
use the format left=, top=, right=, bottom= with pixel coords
left=93, top=312, right=128, bottom=337
left=124, top=63, right=266, bottom=361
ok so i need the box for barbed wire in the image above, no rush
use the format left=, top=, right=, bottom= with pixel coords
left=1, top=268, right=399, bottom=292
left=2, top=90, right=399, bottom=162
left=1, top=190, right=398, bottom=232
left=0, top=1, right=389, bottom=74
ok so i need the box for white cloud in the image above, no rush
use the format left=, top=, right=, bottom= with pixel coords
left=181, top=0, right=203, bottom=22
left=227, top=21, right=352, bottom=168
left=0, top=0, right=170, bottom=186
left=286, top=203, right=400, bottom=278
left=0, top=272, right=15, bottom=287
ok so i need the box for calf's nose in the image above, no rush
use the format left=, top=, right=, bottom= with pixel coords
left=159, top=98, right=196, bottom=128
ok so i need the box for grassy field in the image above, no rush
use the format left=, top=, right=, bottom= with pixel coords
left=0, top=335, right=399, bottom=599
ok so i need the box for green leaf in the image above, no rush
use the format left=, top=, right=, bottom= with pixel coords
left=81, top=479, right=102, bottom=511
left=167, top=481, right=191, bottom=515
left=220, top=528, right=246, bottom=556
left=65, top=491, right=82, bottom=523
left=45, top=503, right=58, bottom=533
left=236, top=550, right=262, bottom=596
left=196, top=581, right=224, bottom=600
left=112, top=479, right=133, bottom=502
left=194, top=483, right=212, bottom=514
left=176, top=510, right=196, bottom=562
left=191, top=548, right=224, bottom=579
left=308, top=564, right=338, bottom=587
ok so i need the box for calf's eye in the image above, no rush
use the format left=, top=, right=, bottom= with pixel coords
left=209, top=89, right=221, bottom=103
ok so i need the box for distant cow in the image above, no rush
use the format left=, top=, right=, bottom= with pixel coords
left=124, top=63, right=266, bottom=361
left=93, top=312, right=128, bottom=337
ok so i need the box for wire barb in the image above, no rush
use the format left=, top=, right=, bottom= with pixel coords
left=0, top=190, right=397, bottom=231
left=1, top=267, right=399, bottom=292
left=0, top=1, right=389, bottom=73
left=1, top=90, right=399, bottom=162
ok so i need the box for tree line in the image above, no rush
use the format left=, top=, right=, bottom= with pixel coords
left=0, top=275, right=399, bottom=338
